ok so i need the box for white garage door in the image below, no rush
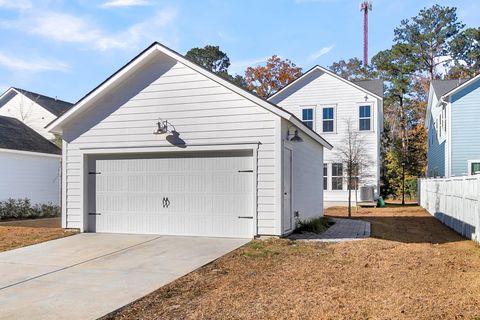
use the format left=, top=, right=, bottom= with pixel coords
left=87, top=151, right=254, bottom=238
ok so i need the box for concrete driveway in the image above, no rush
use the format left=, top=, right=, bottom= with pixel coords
left=0, top=233, right=249, bottom=320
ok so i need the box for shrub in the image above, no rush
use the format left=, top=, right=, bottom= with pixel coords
left=295, top=216, right=335, bottom=234
left=0, top=198, right=60, bottom=221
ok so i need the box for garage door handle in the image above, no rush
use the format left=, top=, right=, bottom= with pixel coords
left=89, top=212, right=101, bottom=215
left=238, top=216, right=253, bottom=219
left=163, top=197, right=170, bottom=208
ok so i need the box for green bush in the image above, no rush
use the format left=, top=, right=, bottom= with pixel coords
left=0, top=198, right=60, bottom=221
left=295, top=216, right=335, bottom=234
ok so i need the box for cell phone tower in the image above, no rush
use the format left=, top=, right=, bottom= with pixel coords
left=360, top=1, right=372, bottom=66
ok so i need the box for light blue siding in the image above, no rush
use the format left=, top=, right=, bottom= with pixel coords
left=427, top=112, right=445, bottom=177
left=451, top=79, right=480, bottom=176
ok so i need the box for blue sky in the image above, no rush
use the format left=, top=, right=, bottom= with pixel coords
left=0, top=0, right=478, bottom=102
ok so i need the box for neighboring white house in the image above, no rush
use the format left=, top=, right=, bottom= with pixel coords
left=426, top=74, right=480, bottom=178
left=0, top=115, right=61, bottom=205
left=46, top=42, right=332, bottom=238
left=268, top=66, right=383, bottom=207
left=0, top=87, right=73, bottom=140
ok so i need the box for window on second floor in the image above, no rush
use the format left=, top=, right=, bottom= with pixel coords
left=302, top=108, right=314, bottom=129
left=359, top=105, right=371, bottom=131
left=322, top=107, right=334, bottom=132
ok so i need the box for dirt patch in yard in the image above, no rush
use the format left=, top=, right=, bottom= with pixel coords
left=0, top=226, right=77, bottom=252
left=0, top=217, right=61, bottom=228
left=104, top=205, right=480, bottom=320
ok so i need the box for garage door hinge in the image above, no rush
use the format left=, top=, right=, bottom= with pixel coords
left=89, top=172, right=101, bottom=175
left=88, top=212, right=101, bottom=215
left=238, top=216, right=254, bottom=219
left=238, top=170, right=253, bottom=173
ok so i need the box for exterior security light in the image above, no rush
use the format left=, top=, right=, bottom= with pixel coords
left=154, top=119, right=170, bottom=135
left=289, top=129, right=303, bottom=143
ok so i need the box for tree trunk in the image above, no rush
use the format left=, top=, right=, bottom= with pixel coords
left=402, top=162, right=405, bottom=205
left=348, top=184, right=352, bottom=218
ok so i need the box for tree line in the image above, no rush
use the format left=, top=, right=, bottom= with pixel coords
left=185, top=4, right=479, bottom=200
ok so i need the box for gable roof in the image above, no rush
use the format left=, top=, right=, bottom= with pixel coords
left=440, top=73, right=480, bottom=99
left=0, top=116, right=61, bottom=155
left=46, top=42, right=332, bottom=150
left=426, top=75, right=479, bottom=129
left=431, top=79, right=468, bottom=99
left=0, top=87, right=74, bottom=117
left=352, top=80, right=384, bottom=98
left=13, top=88, right=74, bottom=116
left=267, top=65, right=383, bottom=102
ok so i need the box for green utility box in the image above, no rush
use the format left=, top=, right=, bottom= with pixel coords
left=377, top=196, right=385, bottom=208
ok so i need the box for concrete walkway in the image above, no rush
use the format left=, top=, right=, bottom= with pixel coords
left=289, top=218, right=371, bottom=242
left=0, top=233, right=249, bottom=320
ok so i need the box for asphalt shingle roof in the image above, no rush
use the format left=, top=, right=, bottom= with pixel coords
left=0, top=116, right=61, bottom=155
left=431, top=79, right=468, bottom=99
left=13, top=88, right=73, bottom=117
left=352, top=80, right=384, bottom=97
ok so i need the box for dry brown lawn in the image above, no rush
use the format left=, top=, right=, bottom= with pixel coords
left=104, top=205, right=480, bottom=320
left=0, top=225, right=77, bottom=252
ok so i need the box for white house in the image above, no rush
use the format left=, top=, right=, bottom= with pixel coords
left=0, top=115, right=61, bottom=205
left=47, top=42, right=332, bottom=238
left=0, top=87, right=73, bottom=140
left=268, top=66, right=383, bottom=207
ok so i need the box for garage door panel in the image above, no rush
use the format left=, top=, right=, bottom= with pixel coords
left=89, top=151, right=254, bottom=238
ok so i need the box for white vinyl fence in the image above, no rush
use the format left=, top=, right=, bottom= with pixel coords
left=418, top=176, right=480, bottom=243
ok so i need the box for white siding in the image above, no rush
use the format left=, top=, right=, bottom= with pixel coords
left=0, top=91, right=57, bottom=140
left=281, top=119, right=324, bottom=226
left=62, top=53, right=279, bottom=235
left=271, top=69, right=381, bottom=204
left=0, top=149, right=60, bottom=204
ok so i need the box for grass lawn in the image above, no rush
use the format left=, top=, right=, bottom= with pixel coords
left=105, top=205, right=480, bottom=320
left=0, top=223, right=77, bottom=252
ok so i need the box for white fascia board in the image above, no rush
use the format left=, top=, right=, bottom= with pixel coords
left=442, top=74, right=480, bottom=99
left=268, top=65, right=383, bottom=101
left=46, top=45, right=160, bottom=134
left=46, top=42, right=333, bottom=150
left=0, top=148, right=61, bottom=158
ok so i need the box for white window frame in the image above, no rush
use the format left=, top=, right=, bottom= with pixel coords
left=468, top=160, right=480, bottom=175
left=331, top=162, right=344, bottom=191
left=320, top=105, right=337, bottom=133
left=357, top=103, right=374, bottom=132
left=323, top=163, right=328, bottom=191
left=300, top=106, right=316, bottom=131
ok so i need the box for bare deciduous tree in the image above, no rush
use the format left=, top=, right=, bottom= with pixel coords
left=335, top=119, right=372, bottom=217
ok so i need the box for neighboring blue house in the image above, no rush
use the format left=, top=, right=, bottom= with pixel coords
left=426, top=74, right=480, bottom=177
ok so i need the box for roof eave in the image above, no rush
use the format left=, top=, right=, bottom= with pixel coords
left=442, top=74, right=480, bottom=100
left=46, top=42, right=333, bottom=150
left=268, top=65, right=383, bottom=102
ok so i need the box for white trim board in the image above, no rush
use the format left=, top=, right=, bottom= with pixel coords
left=77, top=144, right=259, bottom=235
left=267, top=65, right=383, bottom=101
left=0, top=148, right=61, bottom=158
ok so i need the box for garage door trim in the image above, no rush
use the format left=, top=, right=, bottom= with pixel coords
left=77, top=143, right=259, bottom=237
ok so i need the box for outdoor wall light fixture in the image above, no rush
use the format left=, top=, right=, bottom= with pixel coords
left=287, top=127, right=304, bottom=143
left=290, top=130, right=304, bottom=142
left=153, top=119, right=171, bottom=135
left=364, top=94, right=369, bottom=101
